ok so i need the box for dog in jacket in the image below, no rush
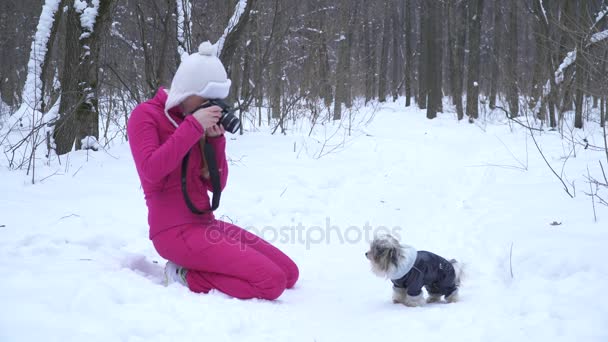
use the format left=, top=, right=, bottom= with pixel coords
left=365, top=234, right=462, bottom=307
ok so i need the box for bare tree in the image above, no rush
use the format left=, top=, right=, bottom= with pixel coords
left=488, top=1, right=501, bottom=110
left=505, top=0, right=519, bottom=118
left=378, top=0, right=391, bottom=103
left=403, top=0, right=413, bottom=107
left=426, top=0, right=442, bottom=119
left=465, top=0, right=484, bottom=120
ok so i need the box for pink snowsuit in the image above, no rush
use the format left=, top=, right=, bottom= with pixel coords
left=127, top=88, right=299, bottom=300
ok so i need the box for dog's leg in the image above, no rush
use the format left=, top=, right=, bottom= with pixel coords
left=392, top=286, right=407, bottom=304
left=403, top=293, right=425, bottom=307
left=426, top=293, right=443, bottom=303
left=445, top=289, right=459, bottom=303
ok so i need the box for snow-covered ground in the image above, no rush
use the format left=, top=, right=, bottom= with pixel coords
left=1, top=100, right=607, bottom=342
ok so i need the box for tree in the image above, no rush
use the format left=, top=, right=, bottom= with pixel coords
left=54, top=0, right=116, bottom=155
left=426, top=0, right=442, bottom=119
left=378, top=0, right=391, bottom=102
left=334, top=0, right=355, bottom=119
left=465, top=0, right=484, bottom=120
left=417, top=0, right=429, bottom=109
left=505, top=0, right=519, bottom=118
left=403, top=0, right=413, bottom=106
left=488, top=1, right=501, bottom=110
left=448, top=0, right=466, bottom=120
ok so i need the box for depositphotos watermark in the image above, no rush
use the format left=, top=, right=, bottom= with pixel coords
left=204, top=217, right=402, bottom=250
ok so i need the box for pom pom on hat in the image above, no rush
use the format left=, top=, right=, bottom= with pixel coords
left=165, top=41, right=231, bottom=113
left=198, top=41, right=216, bottom=56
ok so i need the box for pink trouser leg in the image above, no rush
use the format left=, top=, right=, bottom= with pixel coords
left=152, top=221, right=299, bottom=300
left=219, top=221, right=299, bottom=288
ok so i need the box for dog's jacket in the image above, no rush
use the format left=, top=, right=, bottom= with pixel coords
left=390, top=249, right=457, bottom=297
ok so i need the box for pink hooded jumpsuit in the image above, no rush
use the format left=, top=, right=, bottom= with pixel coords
left=127, top=88, right=299, bottom=300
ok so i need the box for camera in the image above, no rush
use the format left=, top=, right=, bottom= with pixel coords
left=197, top=99, right=241, bottom=134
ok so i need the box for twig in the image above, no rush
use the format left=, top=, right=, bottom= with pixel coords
left=529, top=124, right=575, bottom=198
left=39, top=170, right=61, bottom=183
left=495, top=106, right=544, bottom=132
left=602, top=123, right=608, bottom=165
left=72, top=164, right=84, bottom=177
left=509, top=242, right=514, bottom=279
left=588, top=166, right=598, bottom=223
left=59, top=214, right=80, bottom=220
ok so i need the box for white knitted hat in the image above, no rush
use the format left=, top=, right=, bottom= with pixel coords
left=165, top=41, right=232, bottom=113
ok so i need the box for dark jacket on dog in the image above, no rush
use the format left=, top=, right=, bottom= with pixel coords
left=391, top=251, right=457, bottom=297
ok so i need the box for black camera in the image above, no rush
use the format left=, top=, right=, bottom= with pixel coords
left=197, top=99, right=241, bottom=134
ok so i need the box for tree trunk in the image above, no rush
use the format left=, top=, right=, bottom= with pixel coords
left=334, top=0, right=351, bottom=120
left=391, top=0, right=400, bottom=102
left=19, top=0, right=63, bottom=113
left=404, top=0, right=413, bottom=106
left=363, top=2, right=374, bottom=103
left=219, top=0, right=255, bottom=73
left=505, top=0, right=519, bottom=118
left=489, top=1, right=501, bottom=110
left=601, top=97, right=605, bottom=128
left=465, top=0, right=484, bottom=120
left=417, top=0, right=429, bottom=109
left=378, top=0, right=391, bottom=103
left=54, top=0, right=115, bottom=155
left=319, top=13, right=332, bottom=108
left=427, top=0, right=442, bottom=119
left=449, top=0, right=466, bottom=120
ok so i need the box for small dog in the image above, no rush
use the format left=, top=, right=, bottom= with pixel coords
left=365, top=234, right=462, bottom=307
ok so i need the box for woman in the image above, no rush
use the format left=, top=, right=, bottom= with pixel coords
left=127, top=42, right=299, bottom=300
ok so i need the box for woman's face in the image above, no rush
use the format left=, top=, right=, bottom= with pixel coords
left=180, top=95, right=208, bottom=115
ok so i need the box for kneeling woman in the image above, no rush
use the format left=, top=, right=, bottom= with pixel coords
left=127, top=42, right=299, bottom=300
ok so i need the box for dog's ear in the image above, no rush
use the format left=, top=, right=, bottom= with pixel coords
left=387, top=248, right=398, bottom=267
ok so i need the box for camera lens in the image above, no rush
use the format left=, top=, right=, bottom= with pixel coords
left=220, top=112, right=241, bottom=134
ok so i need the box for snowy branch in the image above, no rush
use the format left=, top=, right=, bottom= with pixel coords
left=215, top=0, right=248, bottom=55
left=554, top=6, right=608, bottom=85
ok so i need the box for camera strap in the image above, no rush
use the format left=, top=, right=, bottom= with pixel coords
left=181, top=141, right=221, bottom=214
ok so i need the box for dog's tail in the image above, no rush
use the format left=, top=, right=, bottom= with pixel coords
left=449, top=259, right=464, bottom=286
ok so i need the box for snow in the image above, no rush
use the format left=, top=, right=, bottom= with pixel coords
left=216, top=0, right=248, bottom=56
left=594, top=5, right=608, bottom=26
left=74, top=0, right=100, bottom=40
left=1, top=100, right=608, bottom=341
left=539, top=0, right=548, bottom=24
left=555, top=50, right=577, bottom=85
left=590, top=29, right=608, bottom=44
left=80, top=136, right=100, bottom=150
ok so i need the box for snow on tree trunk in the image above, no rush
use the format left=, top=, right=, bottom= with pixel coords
left=216, top=0, right=248, bottom=56
left=9, top=0, right=61, bottom=132
left=19, top=0, right=61, bottom=112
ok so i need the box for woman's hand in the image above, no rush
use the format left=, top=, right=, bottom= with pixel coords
left=192, top=105, right=222, bottom=130
left=205, top=124, right=225, bottom=137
